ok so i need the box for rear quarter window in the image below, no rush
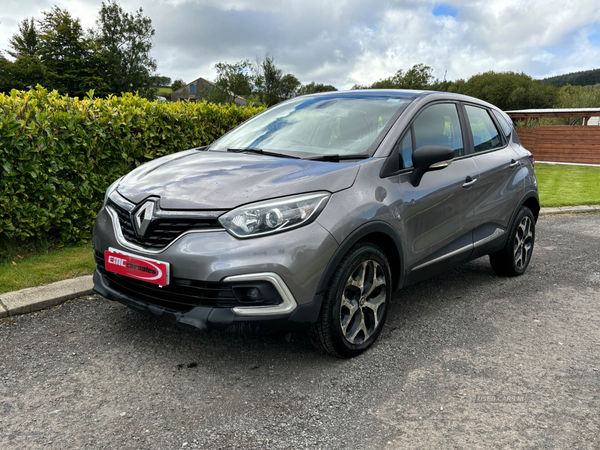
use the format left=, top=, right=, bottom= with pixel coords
left=492, top=110, right=513, bottom=138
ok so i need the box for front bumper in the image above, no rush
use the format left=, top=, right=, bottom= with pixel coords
left=93, top=269, right=323, bottom=332
left=92, top=206, right=338, bottom=331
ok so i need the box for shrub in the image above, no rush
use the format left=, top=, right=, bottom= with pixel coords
left=0, top=87, right=265, bottom=252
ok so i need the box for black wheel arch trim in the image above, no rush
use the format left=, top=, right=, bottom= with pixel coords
left=315, top=221, right=405, bottom=297
left=502, top=190, right=539, bottom=246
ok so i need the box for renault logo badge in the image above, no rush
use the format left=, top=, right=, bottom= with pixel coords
left=134, top=201, right=155, bottom=237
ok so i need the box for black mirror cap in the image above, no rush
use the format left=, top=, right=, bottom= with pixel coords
left=412, top=146, right=454, bottom=169
left=410, top=146, right=454, bottom=187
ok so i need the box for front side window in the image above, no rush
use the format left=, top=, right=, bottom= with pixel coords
left=413, top=103, right=464, bottom=158
left=209, top=95, right=412, bottom=158
left=465, top=105, right=503, bottom=153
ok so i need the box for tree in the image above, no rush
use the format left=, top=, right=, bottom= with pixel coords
left=249, top=55, right=300, bottom=106
left=543, top=68, right=600, bottom=88
left=0, top=53, right=17, bottom=93
left=94, top=0, right=157, bottom=97
left=259, top=55, right=283, bottom=106
left=401, top=64, right=434, bottom=89
left=354, top=63, right=435, bottom=90
left=171, top=78, right=185, bottom=90
left=451, top=71, right=557, bottom=110
left=8, top=18, right=39, bottom=59
left=297, top=82, right=337, bottom=95
left=38, top=6, right=104, bottom=97
left=207, top=60, right=253, bottom=104
left=151, top=75, right=171, bottom=87
left=280, top=73, right=301, bottom=99
left=5, top=18, right=45, bottom=90
left=554, top=84, right=600, bottom=109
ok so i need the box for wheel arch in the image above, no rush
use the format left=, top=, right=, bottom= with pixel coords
left=316, top=221, right=404, bottom=296
left=522, top=194, right=540, bottom=222
left=501, top=190, right=540, bottom=248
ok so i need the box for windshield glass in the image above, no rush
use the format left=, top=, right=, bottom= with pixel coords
left=209, top=95, right=412, bottom=158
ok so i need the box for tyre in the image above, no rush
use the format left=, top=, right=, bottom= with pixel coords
left=489, top=206, right=535, bottom=277
left=311, top=242, right=392, bottom=358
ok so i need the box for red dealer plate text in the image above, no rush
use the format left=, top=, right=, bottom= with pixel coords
left=105, top=249, right=169, bottom=286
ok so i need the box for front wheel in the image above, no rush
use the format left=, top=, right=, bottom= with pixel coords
left=311, top=242, right=392, bottom=358
left=489, top=206, right=535, bottom=277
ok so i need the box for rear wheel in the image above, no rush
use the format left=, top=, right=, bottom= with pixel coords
left=489, top=206, right=535, bottom=277
left=311, top=242, right=391, bottom=358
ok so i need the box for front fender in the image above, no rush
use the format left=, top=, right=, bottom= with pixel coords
left=315, top=221, right=405, bottom=297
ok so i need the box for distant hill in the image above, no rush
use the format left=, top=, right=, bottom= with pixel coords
left=542, top=68, right=600, bottom=88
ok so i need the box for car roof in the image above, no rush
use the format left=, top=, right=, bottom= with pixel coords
left=302, top=89, right=500, bottom=108
left=302, top=89, right=433, bottom=99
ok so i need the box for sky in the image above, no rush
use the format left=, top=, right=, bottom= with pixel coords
left=1, top=0, right=600, bottom=89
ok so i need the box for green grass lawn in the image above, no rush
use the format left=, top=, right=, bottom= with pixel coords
left=155, top=87, right=172, bottom=97
left=535, top=163, right=600, bottom=207
left=0, top=244, right=95, bottom=295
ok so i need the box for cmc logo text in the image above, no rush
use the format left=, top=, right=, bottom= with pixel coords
left=108, top=256, right=127, bottom=267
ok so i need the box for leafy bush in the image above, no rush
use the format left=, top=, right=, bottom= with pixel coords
left=0, top=87, right=265, bottom=252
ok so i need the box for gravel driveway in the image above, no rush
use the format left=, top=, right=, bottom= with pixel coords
left=1, top=213, right=599, bottom=449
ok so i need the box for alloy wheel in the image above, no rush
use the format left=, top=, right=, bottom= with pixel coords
left=514, top=216, right=533, bottom=270
left=339, top=260, right=387, bottom=345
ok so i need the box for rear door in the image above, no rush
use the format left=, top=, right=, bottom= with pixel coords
left=461, top=103, right=524, bottom=256
left=398, top=102, right=479, bottom=283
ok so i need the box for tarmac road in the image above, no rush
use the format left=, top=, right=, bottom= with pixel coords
left=1, top=213, right=599, bottom=449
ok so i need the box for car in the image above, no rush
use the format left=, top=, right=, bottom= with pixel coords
left=92, top=89, right=539, bottom=358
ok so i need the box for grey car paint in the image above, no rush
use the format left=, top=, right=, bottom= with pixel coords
left=92, top=89, right=539, bottom=331
left=318, top=92, right=534, bottom=284
left=94, top=206, right=338, bottom=305
left=117, top=150, right=360, bottom=209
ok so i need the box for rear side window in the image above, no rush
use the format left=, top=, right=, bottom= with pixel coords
left=413, top=103, right=464, bottom=158
left=465, top=105, right=503, bottom=153
left=492, top=110, right=512, bottom=137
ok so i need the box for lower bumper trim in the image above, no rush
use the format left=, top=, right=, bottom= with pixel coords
left=93, top=269, right=321, bottom=332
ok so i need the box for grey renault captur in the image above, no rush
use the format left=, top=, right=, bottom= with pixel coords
left=93, top=89, right=539, bottom=357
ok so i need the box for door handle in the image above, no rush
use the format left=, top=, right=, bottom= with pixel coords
left=463, top=176, right=477, bottom=188
left=509, top=159, right=520, bottom=168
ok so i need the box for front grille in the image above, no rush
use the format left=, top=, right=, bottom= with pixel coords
left=107, top=199, right=222, bottom=250
left=95, top=252, right=282, bottom=313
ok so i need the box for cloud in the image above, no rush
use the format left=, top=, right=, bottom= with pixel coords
left=1, top=0, right=600, bottom=89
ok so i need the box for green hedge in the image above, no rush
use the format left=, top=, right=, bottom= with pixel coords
left=0, top=87, right=264, bottom=251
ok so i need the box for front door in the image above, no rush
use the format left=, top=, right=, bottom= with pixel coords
left=397, top=102, right=479, bottom=283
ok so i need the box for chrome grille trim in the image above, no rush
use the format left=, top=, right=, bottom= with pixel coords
left=106, top=206, right=225, bottom=255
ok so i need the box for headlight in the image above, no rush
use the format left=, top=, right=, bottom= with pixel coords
left=103, top=177, right=123, bottom=206
left=219, top=192, right=330, bottom=238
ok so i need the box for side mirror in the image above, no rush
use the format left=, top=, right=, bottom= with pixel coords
left=410, top=146, right=454, bottom=187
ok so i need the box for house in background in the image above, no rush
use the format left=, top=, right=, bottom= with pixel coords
left=170, top=77, right=248, bottom=106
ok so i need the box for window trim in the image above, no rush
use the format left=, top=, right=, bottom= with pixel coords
left=460, top=102, right=509, bottom=156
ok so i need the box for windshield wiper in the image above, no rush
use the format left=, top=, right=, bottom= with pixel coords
left=227, top=148, right=301, bottom=159
left=305, top=153, right=370, bottom=162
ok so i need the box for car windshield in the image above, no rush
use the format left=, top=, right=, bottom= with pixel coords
left=209, top=95, right=412, bottom=158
